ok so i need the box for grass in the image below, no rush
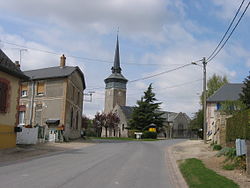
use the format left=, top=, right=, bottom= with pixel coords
left=88, top=137, right=158, bottom=141
left=179, top=158, right=239, bottom=188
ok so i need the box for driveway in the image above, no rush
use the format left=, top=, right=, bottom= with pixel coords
left=0, top=139, right=185, bottom=188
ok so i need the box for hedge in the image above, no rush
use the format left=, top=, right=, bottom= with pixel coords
left=226, top=109, right=250, bottom=142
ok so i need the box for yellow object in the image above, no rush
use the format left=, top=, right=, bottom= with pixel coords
left=149, top=128, right=156, bottom=132
left=37, top=82, right=45, bottom=94
left=0, top=124, right=16, bottom=149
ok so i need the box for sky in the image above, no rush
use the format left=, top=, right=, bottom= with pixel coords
left=0, top=0, right=249, bottom=118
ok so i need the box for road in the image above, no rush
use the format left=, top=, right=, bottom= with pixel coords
left=0, top=139, right=184, bottom=188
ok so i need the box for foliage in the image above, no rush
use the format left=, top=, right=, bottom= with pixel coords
left=142, top=131, right=157, bottom=139
left=240, top=72, right=250, bottom=109
left=82, top=115, right=91, bottom=129
left=219, top=100, right=246, bottom=115
left=223, top=164, right=235, bottom=170
left=189, top=109, right=203, bottom=139
left=216, top=147, right=235, bottom=157
left=213, top=144, right=222, bottom=151
left=200, top=74, right=228, bottom=105
left=128, top=129, right=139, bottom=138
left=93, top=112, right=106, bottom=137
left=129, top=84, right=165, bottom=132
left=226, top=109, right=250, bottom=142
left=179, top=158, right=239, bottom=188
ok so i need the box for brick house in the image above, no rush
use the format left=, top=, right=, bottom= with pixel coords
left=0, top=49, right=28, bottom=149
left=19, top=55, right=86, bottom=141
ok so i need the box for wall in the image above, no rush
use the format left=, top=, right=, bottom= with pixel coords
left=64, top=71, right=84, bottom=139
left=16, top=127, right=38, bottom=144
left=0, top=71, right=20, bottom=149
left=104, top=88, right=126, bottom=113
left=206, top=102, right=216, bottom=140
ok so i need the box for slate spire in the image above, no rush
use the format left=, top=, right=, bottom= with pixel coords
left=111, top=35, right=121, bottom=74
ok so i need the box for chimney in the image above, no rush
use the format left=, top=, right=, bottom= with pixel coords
left=15, top=61, right=20, bottom=68
left=60, top=54, right=66, bottom=67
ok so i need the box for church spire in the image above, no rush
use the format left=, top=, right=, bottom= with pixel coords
left=111, top=35, right=121, bottom=74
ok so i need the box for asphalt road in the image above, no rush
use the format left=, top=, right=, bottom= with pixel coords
left=0, top=139, right=184, bottom=188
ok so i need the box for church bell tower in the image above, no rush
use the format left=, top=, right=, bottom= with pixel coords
left=104, top=36, right=128, bottom=113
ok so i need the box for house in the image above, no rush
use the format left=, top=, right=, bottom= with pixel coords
left=159, top=111, right=191, bottom=138
left=206, top=83, right=244, bottom=142
left=0, top=49, right=28, bottom=149
left=19, top=55, right=86, bottom=141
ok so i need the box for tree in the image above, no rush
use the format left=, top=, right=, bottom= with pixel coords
left=200, top=74, right=228, bottom=104
left=93, top=112, right=106, bottom=137
left=219, top=100, right=246, bottom=115
left=240, top=72, right=250, bottom=109
left=189, top=109, right=203, bottom=139
left=129, top=84, right=165, bottom=132
left=106, top=112, right=120, bottom=137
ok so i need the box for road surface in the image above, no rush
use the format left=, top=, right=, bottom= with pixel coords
left=0, top=139, right=184, bottom=188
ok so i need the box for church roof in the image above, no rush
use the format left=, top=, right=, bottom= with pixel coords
left=105, top=36, right=127, bottom=83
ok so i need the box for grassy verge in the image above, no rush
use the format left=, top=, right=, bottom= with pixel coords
left=179, top=158, right=239, bottom=188
left=88, top=137, right=158, bottom=141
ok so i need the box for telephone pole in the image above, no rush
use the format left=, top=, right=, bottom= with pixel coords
left=202, top=57, right=207, bottom=143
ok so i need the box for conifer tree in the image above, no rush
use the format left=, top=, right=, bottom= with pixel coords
left=240, top=72, right=250, bottom=109
left=129, top=84, right=165, bottom=131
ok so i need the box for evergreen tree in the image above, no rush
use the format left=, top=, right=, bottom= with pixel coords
left=240, top=72, right=250, bottom=109
left=129, top=84, right=165, bottom=131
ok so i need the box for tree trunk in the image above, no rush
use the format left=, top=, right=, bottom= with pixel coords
left=105, top=127, right=108, bottom=137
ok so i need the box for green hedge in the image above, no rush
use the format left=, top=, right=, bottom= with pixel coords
left=226, top=109, right=250, bottom=142
left=142, top=131, right=157, bottom=139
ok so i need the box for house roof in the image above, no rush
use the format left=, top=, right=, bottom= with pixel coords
left=119, top=106, right=134, bottom=120
left=0, top=49, right=29, bottom=79
left=206, top=83, right=244, bottom=103
left=160, top=111, right=178, bottom=122
left=24, top=66, right=86, bottom=89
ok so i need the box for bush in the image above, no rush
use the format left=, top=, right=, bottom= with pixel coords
left=216, top=147, right=235, bottom=157
left=85, top=129, right=97, bottom=137
left=142, top=131, right=157, bottom=139
left=213, top=144, right=222, bottom=150
left=223, top=164, right=235, bottom=170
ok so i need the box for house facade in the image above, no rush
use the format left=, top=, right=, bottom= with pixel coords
left=0, top=49, right=28, bottom=149
left=206, top=83, right=244, bottom=142
left=19, top=55, right=86, bottom=141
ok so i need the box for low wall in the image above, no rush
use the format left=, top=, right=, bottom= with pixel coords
left=16, top=127, right=38, bottom=145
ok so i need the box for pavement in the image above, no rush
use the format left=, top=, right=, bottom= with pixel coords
left=0, top=139, right=186, bottom=188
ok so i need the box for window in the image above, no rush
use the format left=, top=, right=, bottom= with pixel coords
left=37, top=82, right=45, bottom=95
left=21, top=84, right=28, bottom=97
left=75, top=112, right=79, bottom=130
left=0, top=79, right=9, bottom=113
left=19, top=111, right=25, bottom=125
left=70, top=108, right=74, bottom=128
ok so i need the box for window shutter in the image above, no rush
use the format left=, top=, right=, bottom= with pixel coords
left=0, top=82, right=7, bottom=113
left=37, top=82, right=45, bottom=94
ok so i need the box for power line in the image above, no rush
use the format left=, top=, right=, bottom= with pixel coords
left=1, top=40, right=185, bottom=67
left=128, top=63, right=192, bottom=83
left=207, top=0, right=246, bottom=61
left=207, top=1, right=250, bottom=62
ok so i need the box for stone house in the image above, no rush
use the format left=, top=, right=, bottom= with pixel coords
left=206, top=83, right=244, bottom=142
left=19, top=55, right=86, bottom=141
left=160, top=111, right=191, bottom=138
left=0, top=49, right=28, bottom=149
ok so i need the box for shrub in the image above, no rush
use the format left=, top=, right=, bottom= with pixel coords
left=142, top=131, right=157, bottom=139
left=213, top=144, right=222, bottom=150
left=216, top=147, right=234, bottom=157
left=128, top=129, right=139, bottom=138
left=223, top=164, right=235, bottom=170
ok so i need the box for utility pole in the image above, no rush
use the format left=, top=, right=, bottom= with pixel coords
left=202, top=57, right=207, bottom=143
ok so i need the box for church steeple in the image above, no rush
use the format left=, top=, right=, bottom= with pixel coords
left=104, top=35, right=128, bottom=113
left=111, top=36, right=121, bottom=74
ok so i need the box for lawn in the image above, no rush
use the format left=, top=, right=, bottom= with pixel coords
left=88, top=137, right=158, bottom=141
left=179, top=158, right=239, bottom=188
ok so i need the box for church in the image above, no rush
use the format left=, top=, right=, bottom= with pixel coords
left=102, top=36, right=128, bottom=137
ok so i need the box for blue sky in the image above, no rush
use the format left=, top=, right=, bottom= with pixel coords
left=0, top=0, right=249, bottom=118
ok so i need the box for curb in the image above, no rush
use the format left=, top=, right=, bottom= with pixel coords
left=165, top=145, right=188, bottom=188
